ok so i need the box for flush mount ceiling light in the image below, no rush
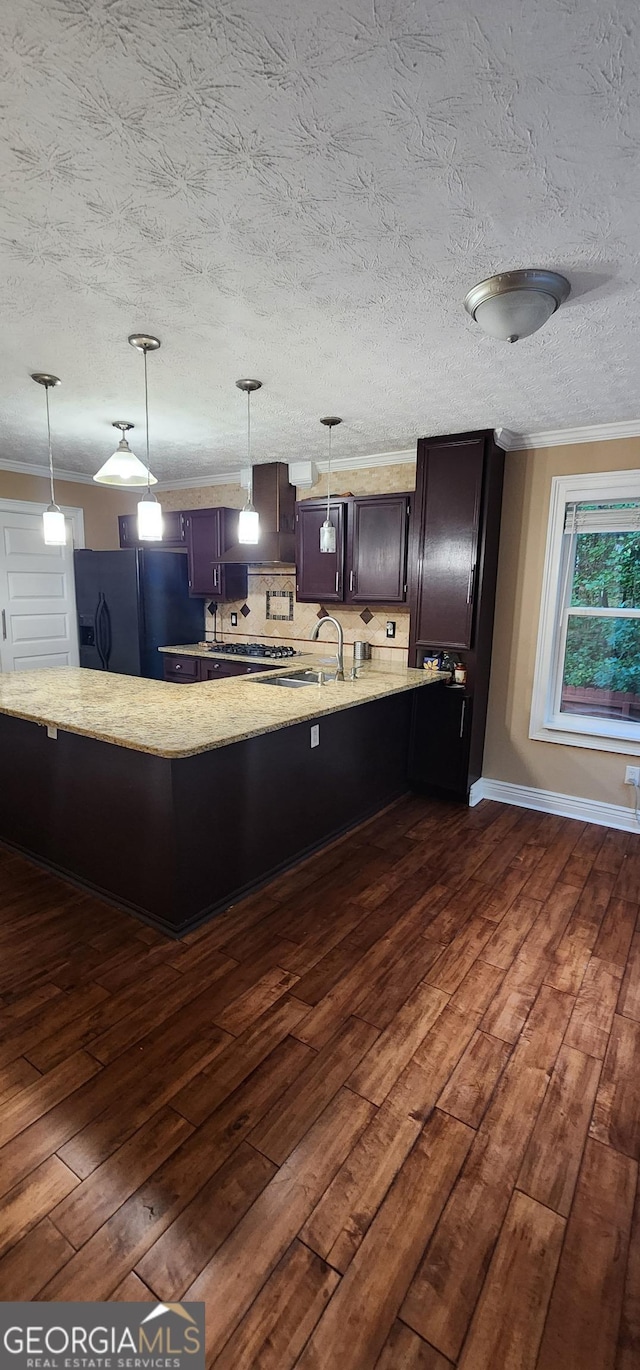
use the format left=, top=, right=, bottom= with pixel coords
left=236, top=379, right=262, bottom=545
left=31, top=372, right=66, bottom=546
left=319, top=416, right=342, bottom=553
left=128, top=334, right=163, bottom=541
left=93, top=421, right=157, bottom=487
left=463, top=269, right=571, bottom=343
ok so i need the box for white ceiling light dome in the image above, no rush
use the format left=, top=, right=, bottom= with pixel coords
left=464, top=269, right=571, bottom=343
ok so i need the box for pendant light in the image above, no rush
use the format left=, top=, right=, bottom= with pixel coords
left=128, top=334, right=163, bottom=541
left=319, top=416, right=342, bottom=553
left=31, top=372, right=66, bottom=546
left=93, top=421, right=157, bottom=487
left=236, top=379, right=262, bottom=545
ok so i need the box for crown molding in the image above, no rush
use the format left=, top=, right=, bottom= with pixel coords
left=0, top=457, right=98, bottom=485
left=4, top=422, right=640, bottom=490
left=497, top=420, right=640, bottom=451
left=314, top=448, right=415, bottom=474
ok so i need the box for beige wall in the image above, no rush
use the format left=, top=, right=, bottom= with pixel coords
left=484, top=436, right=640, bottom=812
left=0, top=470, right=139, bottom=549
left=161, top=482, right=245, bottom=511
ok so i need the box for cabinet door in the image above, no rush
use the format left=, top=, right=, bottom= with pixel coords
left=184, top=510, right=222, bottom=596
left=295, top=500, right=346, bottom=602
left=414, top=440, right=484, bottom=649
left=409, top=685, right=472, bottom=797
left=346, top=495, right=410, bottom=603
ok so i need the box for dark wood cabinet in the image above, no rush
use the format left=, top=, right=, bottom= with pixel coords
left=295, top=493, right=410, bottom=605
left=163, top=653, right=283, bottom=682
left=407, top=430, right=504, bottom=800
left=118, top=510, right=186, bottom=549
left=183, top=508, right=247, bottom=601
left=346, top=494, right=410, bottom=604
left=412, top=442, right=483, bottom=649
left=295, top=499, right=347, bottom=602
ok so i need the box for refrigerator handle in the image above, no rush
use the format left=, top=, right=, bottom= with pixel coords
left=102, top=597, right=113, bottom=669
left=95, top=593, right=108, bottom=670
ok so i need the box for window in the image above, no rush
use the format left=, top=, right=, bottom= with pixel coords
left=530, top=469, right=640, bottom=755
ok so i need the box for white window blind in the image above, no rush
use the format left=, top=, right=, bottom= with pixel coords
left=563, top=501, right=640, bottom=534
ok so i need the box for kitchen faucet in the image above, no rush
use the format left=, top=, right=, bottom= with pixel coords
left=311, top=616, right=344, bottom=680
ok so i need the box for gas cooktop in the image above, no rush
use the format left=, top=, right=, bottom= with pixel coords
left=210, top=642, right=298, bottom=660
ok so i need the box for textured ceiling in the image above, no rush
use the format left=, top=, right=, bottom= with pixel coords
left=1, top=0, right=640, bottom=481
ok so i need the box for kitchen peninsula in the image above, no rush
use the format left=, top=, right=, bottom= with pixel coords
left=0, top=661, right=444, bottom=934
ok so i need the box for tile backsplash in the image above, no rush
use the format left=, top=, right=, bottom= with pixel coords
left=205, top=571, right=410, bottom=663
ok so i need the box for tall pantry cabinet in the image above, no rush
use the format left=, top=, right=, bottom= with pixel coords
left=407, top=430, right=505, bottom=800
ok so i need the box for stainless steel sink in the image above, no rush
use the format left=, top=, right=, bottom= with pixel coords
left=254, top=668, right=336, bottom=688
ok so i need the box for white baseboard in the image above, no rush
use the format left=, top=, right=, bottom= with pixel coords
left=471, top=777, right=640, bottom=834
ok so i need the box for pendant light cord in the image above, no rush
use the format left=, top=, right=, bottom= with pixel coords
left=247, top=388, right=253, bottom=508
left=143, top=346, right=151, bottom=495
left=44, top=384, right=55, bottom=506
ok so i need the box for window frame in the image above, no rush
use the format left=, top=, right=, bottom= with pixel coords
left=529, top=468, right=640, bottom=756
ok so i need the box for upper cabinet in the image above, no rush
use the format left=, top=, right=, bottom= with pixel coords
left=119, top=506, right=247, bottom=602
left=183, top=508, right=247, bottom=601
left=410, top=439, right=484, bottom=650
left=346, top=494, right=410, bottom=604
left=295, top=499, right=347, bottom=602
left=295, top=494, right=411, bottom=604
left=118, top=510, right=187, bottom=549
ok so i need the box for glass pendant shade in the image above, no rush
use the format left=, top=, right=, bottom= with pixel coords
left=137, top=492, right=163, bottom=541
left=320, top=519, right=336, bottom=553
left=42, top=503, right=66, bottom=546
left=93, top=437, right=157, bottom=487
left=238, top=505, right=260, bottom=544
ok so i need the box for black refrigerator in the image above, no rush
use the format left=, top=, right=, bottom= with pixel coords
left=74, top=549, right=204, bottom=679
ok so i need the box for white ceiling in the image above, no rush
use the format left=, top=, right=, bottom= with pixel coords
left=1, top=0, right=639, bottom=482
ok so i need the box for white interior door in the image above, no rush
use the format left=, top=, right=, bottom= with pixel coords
left=0, top=501, right=84, bottom=672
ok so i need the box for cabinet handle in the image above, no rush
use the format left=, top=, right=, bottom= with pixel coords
left=349, top=571, right=354, bottom=592
left=335, top=571, right=339, bottom=594
left=1, top=610, right=5, bottom=641
left=466, top=563, right=476, bottom=605
left=459, top=698, right=466, bottom=738
left=175, top=663, right=182, bottom=671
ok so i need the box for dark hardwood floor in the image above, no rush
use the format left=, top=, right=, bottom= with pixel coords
left=0, top=794, right=639, bottom=1368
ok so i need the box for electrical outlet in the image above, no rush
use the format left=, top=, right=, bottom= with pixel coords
left=386, top=620, right=396, bottom=638
left=625, top=765, right=640, bottom=786
left=230, top=612, right=238, bottom=627
left=46, top=726, right=58, bottom=740
left=310, top=724, right=320, bottom=748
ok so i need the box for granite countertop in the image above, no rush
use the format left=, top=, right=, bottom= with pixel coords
left=0, top=661, right=447, bottom=760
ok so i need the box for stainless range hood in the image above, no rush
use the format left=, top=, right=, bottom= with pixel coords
left=218, top=462, right=296, bottom=566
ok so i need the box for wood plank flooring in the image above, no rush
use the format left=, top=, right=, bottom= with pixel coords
left=0, top=795, right=639, bottom=1368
